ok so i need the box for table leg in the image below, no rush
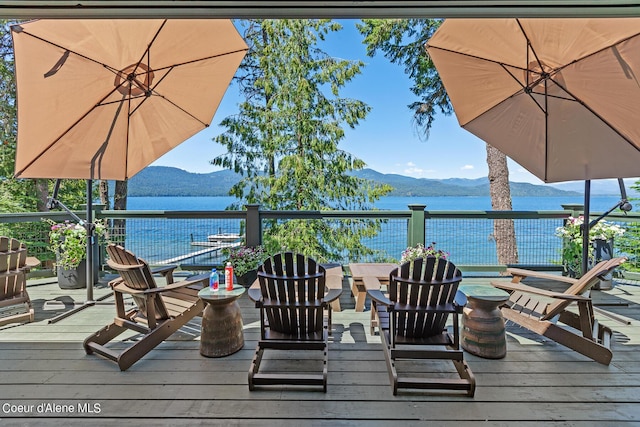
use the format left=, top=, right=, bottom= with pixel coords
left=351, top=280, right=366, bottom=312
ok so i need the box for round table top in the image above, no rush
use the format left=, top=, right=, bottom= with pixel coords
left=458, top=284, right=510, bottom=302
left=198, top=285, right=246, bottom=304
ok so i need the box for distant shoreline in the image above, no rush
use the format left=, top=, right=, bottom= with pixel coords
left=124, top=166, right=603, bottom=198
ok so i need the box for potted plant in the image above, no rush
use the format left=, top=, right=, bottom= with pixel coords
left=225, top=245, right=268, bottom=287
left=555, top=216, right=625, bottom=288
left=401, top=242, right=449, bottom=264
left=46, top=219, right=107, bottom=289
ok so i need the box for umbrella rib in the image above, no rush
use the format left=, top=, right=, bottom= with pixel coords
left=14, top=84, right=126, bottom=178
left=552, top=79, right=640, bottom=155
left=14, top=27, right=121, bottom=75
left=516, top=19, right=545, bottom=76
left=555, top=33, right=640, bottom=76
left=150, top=48, right=249, bottom=73
left=90, top=92, right=128, bottom=180
left=425, top=45, right=530, bottom=74
left=145, top=90, right=209, bottom=128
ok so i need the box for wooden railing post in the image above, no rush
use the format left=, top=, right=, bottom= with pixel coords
left=407, top=204, right=426, bottom=247
left=245, top=204, right=262, bottom=247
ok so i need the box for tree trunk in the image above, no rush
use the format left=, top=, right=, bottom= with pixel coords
left=98, top=180, right=110, bottom=209
left=486, top=144, right=519, bottom=265
left=35, top=179, right=49, bottom=212
left=112, top=180, right=128, bottom=246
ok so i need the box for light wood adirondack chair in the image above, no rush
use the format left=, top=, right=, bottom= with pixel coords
left=248, top=252, right=342, bottom=392
left=0, top=237, right=40, bottom=327
left=84, top=244, right=207, bottom=370
left=367, top=256, right=476, bottom=396
left=491, top=257, right=627, bottom=365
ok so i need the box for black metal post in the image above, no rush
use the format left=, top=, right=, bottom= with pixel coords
left=582, top=180, right=591, bottom=276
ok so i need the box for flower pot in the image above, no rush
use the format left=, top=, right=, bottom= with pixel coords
left=592, top=238, right=614, bottom=290
left=56, top=245, right=100, bottom=290
left=235, top=270, right=258, bottom=287
left=564, top=238, right=615, bottom=290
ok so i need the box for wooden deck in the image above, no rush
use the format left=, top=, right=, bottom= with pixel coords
left=1, top=272, right=640, bottom=425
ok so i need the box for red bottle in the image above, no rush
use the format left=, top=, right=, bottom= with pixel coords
left=225, top=262, right=234, bottom=291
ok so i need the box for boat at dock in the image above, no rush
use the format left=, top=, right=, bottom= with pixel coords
left=207, top=233, right=242, bottom=243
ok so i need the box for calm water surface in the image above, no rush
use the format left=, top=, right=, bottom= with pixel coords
left=128, top=195, right=624, bottom=212
left=122, top=195, right=627, bottom=265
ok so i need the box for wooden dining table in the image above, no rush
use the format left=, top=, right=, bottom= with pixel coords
left=348, top=263, right=396, bottom=312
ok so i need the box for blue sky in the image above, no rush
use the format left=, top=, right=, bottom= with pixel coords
left=150, top=20, right=545, bottom=185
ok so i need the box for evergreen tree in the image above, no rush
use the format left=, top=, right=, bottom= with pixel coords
left=214, top=19, right=391, bottom=261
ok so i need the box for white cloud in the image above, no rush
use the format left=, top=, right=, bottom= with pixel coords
left=461, top=164, right=474, bottom=171
left=403, top=162, right=428, bottom=178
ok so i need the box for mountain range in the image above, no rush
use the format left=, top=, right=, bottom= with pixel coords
left=125, top=166, right=594, bottom=197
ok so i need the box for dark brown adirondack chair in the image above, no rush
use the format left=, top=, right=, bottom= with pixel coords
left=248, top=252, right=342, bottom=392
left=491, top=256, right=626, bottom=365
left=84, top=244, right=207, bottom=370
left=0, top=237, right=40, bottom=327
left=368, top=256, right=475, bottom=396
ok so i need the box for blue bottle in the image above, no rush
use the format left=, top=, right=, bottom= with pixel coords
left=209, top=268, right=219, bottom=291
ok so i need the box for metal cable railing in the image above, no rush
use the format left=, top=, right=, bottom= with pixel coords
left=2, top=208, right=639, bottom=274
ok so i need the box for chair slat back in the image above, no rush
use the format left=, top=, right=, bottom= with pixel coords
left=106, top=244, right=169, bottom=319
left=0, top=237, right=30, bottom=301
left=258, top=252, right=326, bottom=336
left=543, top=256, right=626, bottom=320
left=389, top=257, right=462, bottom=338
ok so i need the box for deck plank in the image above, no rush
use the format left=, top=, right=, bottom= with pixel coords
left=0, top=276, right=639, bottom=423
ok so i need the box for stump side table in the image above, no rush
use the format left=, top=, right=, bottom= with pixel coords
left=197, top=286, right=246, bottom=357
left=458, top=284, right=511, bottom=359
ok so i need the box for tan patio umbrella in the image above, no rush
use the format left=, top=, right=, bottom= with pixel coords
left=425, top=18, right=640, bottom=273
left=11, top=19, right=248, bottom=316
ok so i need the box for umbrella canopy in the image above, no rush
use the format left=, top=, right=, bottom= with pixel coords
left=426, top=18, right=640, bottom=275
left=12, top=19, right=248, bottom=180
left=425, top=18, right=640, bottom=184
left=10, top=19, right=247, bottom=317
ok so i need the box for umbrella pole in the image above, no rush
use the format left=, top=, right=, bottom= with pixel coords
left=86, top=178, right=95, bottom=302
left=582, top=180, right=591, bottom=276
left=48, top=179, right=100, bottom=323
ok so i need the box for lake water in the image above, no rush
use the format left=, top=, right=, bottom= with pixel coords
left=128, top=195, right=625, bottom=212
left=120, top=195, right=628, bottom=266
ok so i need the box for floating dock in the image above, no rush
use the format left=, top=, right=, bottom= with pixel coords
left=157, top=241, right=241, bottom=265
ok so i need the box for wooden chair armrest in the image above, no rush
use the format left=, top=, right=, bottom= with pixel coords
left=25, top=256, right=41, bottom=269
left=247, top=287, right=262, bottom=303
left=324, top=288, right=342, bottom=303
left=454, top=290, right=467, bottom=308
left=506, top=267, right=577, bottom=285
left=247, top=287, right=341, bottom=306
left=367, top=289, right=392, bottom=306
left=112, top=276, right=206, bottom=296
left=491, top=280, right=589, bottom=301
left=393, top=302, right=459, bottom=314
left=150, top=265, right=178, bottom=283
